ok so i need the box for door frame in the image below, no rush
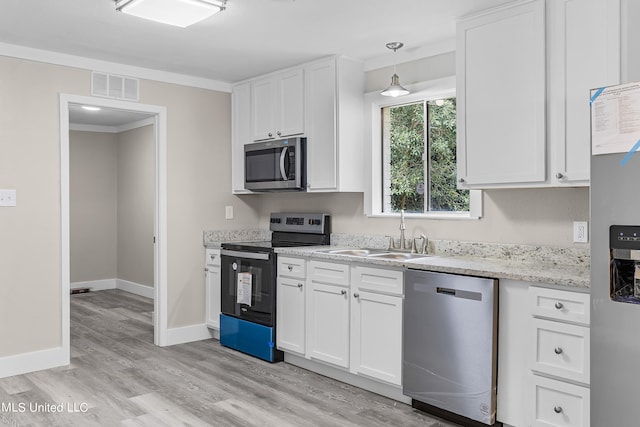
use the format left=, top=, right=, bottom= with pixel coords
left=59, top=94, right=169, bottom=356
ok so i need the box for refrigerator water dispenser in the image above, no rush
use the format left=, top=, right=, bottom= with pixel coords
left=610, top=225, right=640, bottom=303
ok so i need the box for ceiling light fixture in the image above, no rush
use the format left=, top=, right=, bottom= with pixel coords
left=81, top=106, right=102, bottom=112
left=115, top=0, right=227, bottom=28
left=381, top=42, right=410, bottom=97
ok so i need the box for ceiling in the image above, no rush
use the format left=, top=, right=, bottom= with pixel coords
left=68, top=104, right=155, bottom=128
left=1, top=0, right=511, bottom=84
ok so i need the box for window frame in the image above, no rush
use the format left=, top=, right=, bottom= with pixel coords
left=364, top=76, right=482, bottom=220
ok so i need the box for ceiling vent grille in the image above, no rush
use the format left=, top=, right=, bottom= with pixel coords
left=91, top=71, right=139, bottom=102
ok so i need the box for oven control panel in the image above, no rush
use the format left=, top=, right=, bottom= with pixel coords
left=270, top=212, right=330, bottom=234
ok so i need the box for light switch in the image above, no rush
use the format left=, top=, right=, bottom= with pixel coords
left=0, top=189, right=16, bottom=207
left=225, top=205, right=233, bottom=220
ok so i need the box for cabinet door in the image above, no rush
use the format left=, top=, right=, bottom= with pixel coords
left=276, top=276, right=305, bottom=354
left=205, top=265, right=221, bottom=330
left=457, top=0, right=546, bottom=187
left=278, top=68, right=305, bottom=138
left=305, top=59, right=338, bottom=191
left=350, top=290, right=402, bottom=385
left=549, top=0, right=620, bottom=184
left=232, top=82, right=251, bottom=193
left=529, top=374, right=590, bottom=427
left=306, top=281, right=349, bottom=367
left=251, top=76, right=277, bottom=141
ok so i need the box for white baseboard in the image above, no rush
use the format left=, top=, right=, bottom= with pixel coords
left=166, top=324, right=215, bottom=346
left=116, top=279, right=154, bottom=299
left=70, top=279, right=153, bottom=299
left=71, top=278, right=116, bottom=292
left=0, top=346, right=68, bottom=379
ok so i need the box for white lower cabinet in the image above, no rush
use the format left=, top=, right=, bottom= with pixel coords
left=276, top=276, right=305, bottom=354
left=529, top=374, right=590, bottom=427
left=277, top=257, right=403, bottom=388
left=350, top=289, right=402, bottom=385
left=306, top=260, right=350, bottom=367
left=528, top=285, right=591, bottom=427
left=204, top=248, right=221, bottom=330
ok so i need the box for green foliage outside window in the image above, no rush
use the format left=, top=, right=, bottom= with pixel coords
left=387, top=98, right=469, bottom=213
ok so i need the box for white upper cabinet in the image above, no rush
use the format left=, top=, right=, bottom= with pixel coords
left=304, top=57, right=365, bottom=192
left=457, top=0, right=546, bottom=187
left=251, top=67, right=304, bottom=141
left=548, top=0, right=620, bottom=184
left=231, top=56, right=365, bottom=194
left=231, top=82, right=251, bottom=193
left=457, top=0, right=621, bottom=189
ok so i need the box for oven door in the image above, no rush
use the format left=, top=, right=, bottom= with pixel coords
left=220, top=249, right=276, bottom=326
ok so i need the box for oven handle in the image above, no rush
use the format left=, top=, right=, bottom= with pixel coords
left=221, top=249, right=270, bottom=260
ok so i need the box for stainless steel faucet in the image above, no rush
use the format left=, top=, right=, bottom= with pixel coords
left=388, top=211, right=428, bottom=254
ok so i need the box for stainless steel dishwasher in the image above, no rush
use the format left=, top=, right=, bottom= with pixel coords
left=403, top=270, right=499, bottom=427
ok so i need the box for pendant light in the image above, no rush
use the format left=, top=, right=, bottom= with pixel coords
left=381, top=42, right=410, bottom=97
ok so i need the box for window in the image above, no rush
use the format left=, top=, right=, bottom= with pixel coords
left=381, top=97, right=469, bottom=214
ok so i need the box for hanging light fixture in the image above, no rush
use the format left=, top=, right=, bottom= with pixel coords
left=381, top=42, right=410, bottom=97
left=115, top=0, right=227, bottom=28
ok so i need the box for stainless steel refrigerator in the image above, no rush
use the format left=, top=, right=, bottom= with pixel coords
left=590, top=81, right=640, bottom=425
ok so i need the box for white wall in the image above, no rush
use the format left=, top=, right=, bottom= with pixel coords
left=69, top=131, right=119, bottom=282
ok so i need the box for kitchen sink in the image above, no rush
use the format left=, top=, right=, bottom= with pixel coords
left=367, top=252, right=430, bottom=260
left=321, top=249, right=376, bottom=256
left=316, top=248, right=429, bottom=260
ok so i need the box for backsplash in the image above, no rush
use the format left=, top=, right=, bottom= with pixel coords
left=331, top=233, right=590, bottom=267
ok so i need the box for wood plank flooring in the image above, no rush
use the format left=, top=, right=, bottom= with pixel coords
left=0, top=290, right=460, bottom=426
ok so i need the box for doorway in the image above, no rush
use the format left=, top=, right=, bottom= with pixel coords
left=59, top=94, right=168, bottom=364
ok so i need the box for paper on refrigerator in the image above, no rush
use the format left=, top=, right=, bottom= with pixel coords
left=592, top=82, right=640, bottom=155
left=237, top=272, right=252, bottom=306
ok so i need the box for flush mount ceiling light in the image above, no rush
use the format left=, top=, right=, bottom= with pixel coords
left=381, top=42, right=410, bottom=97
left=115, top=0, right=227, bottom=28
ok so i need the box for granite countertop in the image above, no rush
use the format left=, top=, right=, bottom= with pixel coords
left=203, top=230, right=590, bottom=290
left=275, top=244, right=589, bottom=290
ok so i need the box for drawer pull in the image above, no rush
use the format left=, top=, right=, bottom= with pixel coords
left=554, top=406, right=563, bottom=414
left=287, top=265, right=293, bottom=272
left=353, top=292, right=360, bottom=299
left=297, top=283, right=303, bottom=288
left=554, top=302, right=564, bottom=310
left=341, top=289, right=347, bottom=296
left=554, top=347, right=563, bottom=355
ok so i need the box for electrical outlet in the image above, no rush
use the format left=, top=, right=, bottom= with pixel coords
left=225, top=205, right=234, bottom=220
left=573, top=221, right=588, bottom=243
left=0, top=189, right=16, bottom=207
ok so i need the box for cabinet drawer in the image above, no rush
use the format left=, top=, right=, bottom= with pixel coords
left=309, top=260, right=349, bottom=287
left=531, top=318, right=590, bottom=385
left=529, top=374, right=590, bottom=427
left=352, top=266, right=403, bottom=296
left=530, top=286, right=590, bottom=325
left=205, top=248, right=221, bottom=267
left=278, top=256, right=306, bottom=279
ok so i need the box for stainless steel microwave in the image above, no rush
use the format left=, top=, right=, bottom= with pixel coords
left=244, top=137, right=306, bottom=191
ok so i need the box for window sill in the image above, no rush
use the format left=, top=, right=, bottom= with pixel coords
left=366, top=212, right=481, bottom=220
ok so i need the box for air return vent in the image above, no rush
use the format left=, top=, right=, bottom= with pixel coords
left=91, top=71, right=139, bottom=101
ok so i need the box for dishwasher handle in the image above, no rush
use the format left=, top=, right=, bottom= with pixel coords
left=437, top=287, right=456, bottom=296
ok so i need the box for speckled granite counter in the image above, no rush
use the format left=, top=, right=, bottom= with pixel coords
left=275, top=236, right=590, bottom=290
left=203, top=230, right=590, bottom=290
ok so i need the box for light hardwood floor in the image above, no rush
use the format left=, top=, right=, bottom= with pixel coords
left=0, top=290, right=459, bottom=426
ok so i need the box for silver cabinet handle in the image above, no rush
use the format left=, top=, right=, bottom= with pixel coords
left=458, top=177, right=465, bottom=183
left=268, top=132, right=273, bottom=137
left=555, top=302, right=564, bottom=310
left=277, top=131, right=282, bottom=136
left=556, top=172, right=565, bottom=179
left=297, top=283, right=303, bottom=288
left=340, top=289, right=347, bottom=295
left=353, top=293, right=359, bottom=298
left=209, top=254, right=217, bottom=260
left=554, top=347, right=563, bottom=355
left=554, top=406, right=563, bottom=414
left=287, top=265, right=293, bottom=271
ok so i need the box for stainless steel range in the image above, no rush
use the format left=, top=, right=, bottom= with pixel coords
left=219, top=212, right=330, bottom=362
